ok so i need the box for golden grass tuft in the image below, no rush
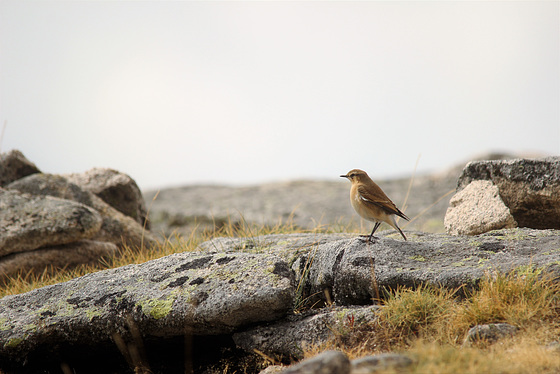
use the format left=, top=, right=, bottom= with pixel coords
left=460, top=267, right=560, bottom=327
left=313, top=267, right=560, bottom=373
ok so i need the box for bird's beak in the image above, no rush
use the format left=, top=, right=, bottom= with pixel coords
left=340, top=174, right=348, bottom=178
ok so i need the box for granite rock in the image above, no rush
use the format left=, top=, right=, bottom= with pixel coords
left=455, top=157, right=560, bottom=230
left=0, top=188, right=102, bottom=257
left=0, top=251, right=294, bottom=366
left=0, top=150, right=40, bottom=187
left=445, top=180, right=517, bottom=235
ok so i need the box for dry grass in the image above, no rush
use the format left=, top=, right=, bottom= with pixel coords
left=311, top=268, right=560, bottom=373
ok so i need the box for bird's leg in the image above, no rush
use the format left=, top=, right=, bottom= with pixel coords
left=360, top=222, right=381, bottom=243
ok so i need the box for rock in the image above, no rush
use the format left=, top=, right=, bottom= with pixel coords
left=198, top=233, right=351, bottom=264
left=0, top=150, right=40, bottom=187
left=455, top=157, right=560, bottom=230
left=0, top=251, right=294, bottom=366
left=6, top=173, right=159, bottom=250
left=444, top=180, right=517, bottom=235
left=280, top=350, right=351, bottom=374
left=463, top=323, right=518, bottom=345
left=260, top=366, right=285, bottom=374
left=234, top=306, right=378, bottom=360
left=65, top=168, right=149, bottom=228
left=351, top=353, right=414, bottom=373
left=0, top=240, right=118, bottom=280
left=0, top=188, right=102, bottom=257
left=200, top=229, right=560, bottom=305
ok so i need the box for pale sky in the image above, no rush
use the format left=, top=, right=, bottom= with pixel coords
left=1, top=1, right=558, bottom=190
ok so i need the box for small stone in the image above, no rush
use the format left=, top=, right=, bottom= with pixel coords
left=463, top=323, right=518, bottom=345
left=281, top=350, right=351, bottom=374
left=351, top=353, right=414, bottom=373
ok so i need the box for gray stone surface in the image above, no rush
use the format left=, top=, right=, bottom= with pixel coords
left=445, top=180, right=517, bottom=235
left=456, top=157, right=560, bottom=229
left=280, top=350, right=351, bottom=374
left=6, top=173, right=159, bottom=250
left=0, top=189, right=102, bottom=257
left=201, top=229, right=560, bottom=305
left=66, top=168, right=149, bottom=228
left=0, top=251, right=294, bottom=363
left=234, top=306, right=378, bottom=360
left=0, top=240, right=118, bottom=280
left=0, top=150, right=40, bottom=187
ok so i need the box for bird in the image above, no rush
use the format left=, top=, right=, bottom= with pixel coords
left=341, top=169, right=409, bottom=241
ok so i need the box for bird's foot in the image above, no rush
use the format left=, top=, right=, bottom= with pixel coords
left=358, top=235, right=379, bottom=243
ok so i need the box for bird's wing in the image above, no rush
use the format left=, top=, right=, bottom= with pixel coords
left=357, top=185, right=410, bottom=221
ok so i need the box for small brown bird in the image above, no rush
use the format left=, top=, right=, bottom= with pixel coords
left=341, top=169, right=409, bottom=241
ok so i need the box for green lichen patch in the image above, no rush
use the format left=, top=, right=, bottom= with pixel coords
left=409, top=255, right=427, bottom=262
left=138, top=295, right=176, bottom=320
left=86, top=309, right=103, bottom=321
left=0, top=318, right=11, bottom=332
left=452, top=256, right=474, bottom=267
left=477, top=258, right=490, bottom=268
left=4, top=337, right=24, bottom=349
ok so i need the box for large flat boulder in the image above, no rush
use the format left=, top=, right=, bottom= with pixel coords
left=0, top=251, right=294, bottom=366
left=200, top=229, right=560, bottom=305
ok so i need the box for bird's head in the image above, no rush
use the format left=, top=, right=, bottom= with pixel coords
left=340, top=169, right=369, bottom=183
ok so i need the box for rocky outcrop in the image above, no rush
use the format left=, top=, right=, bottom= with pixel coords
left=1, top=229, right=559, bottom=373
left=0, top=150, right=40, bottom=187
left=0, top=150, right=158, bottom=280
left=65, top=168, right=149, bottom=228
left=445, top=157, right=560, bottom=235
left=0, top=189, right=102, bottom=256
left=7, top=173, right=158, bottom=251
left=0, top=251, right=294, bottom=372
